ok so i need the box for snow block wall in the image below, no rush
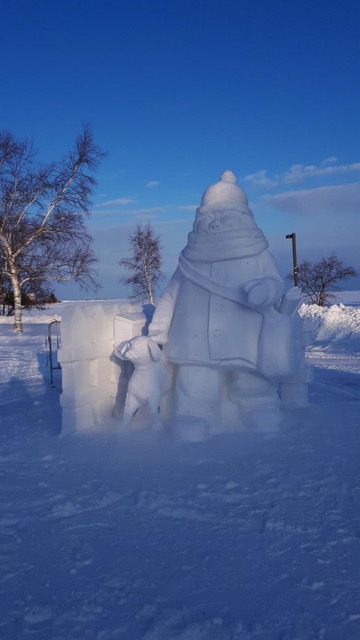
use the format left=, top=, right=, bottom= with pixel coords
left=58, top=301, right=149, bottom=435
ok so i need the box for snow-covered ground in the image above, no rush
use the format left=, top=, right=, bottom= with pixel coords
left=1, top=296, right=360, bottom=640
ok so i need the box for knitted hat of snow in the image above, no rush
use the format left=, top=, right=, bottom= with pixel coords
left=200, top=170, right=249, bottom=208
left=193, top=170, right=255, bottom=233
left=184, top=171, right=267, bottom=260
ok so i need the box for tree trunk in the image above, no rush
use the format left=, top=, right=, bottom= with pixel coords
left=143, top=260, right=154, bottom=305
left=318, top=288, right=326, bottom=307
left=9, top=264, right=23, bottom=333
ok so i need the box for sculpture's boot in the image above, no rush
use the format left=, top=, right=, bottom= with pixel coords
left=229, top=370, right=281, bottom=432
left=173, top=415, right=210, bottom=442
left=174, top=364, right=221, bottom=437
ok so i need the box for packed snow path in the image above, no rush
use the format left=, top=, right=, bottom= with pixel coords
left=0, top=306, right=360, bottom=640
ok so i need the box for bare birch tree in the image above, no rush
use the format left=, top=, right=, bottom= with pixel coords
left=120, top=223, right=163, bottom=305
left=0, top=267, right=58, bottom=316
left=0, top=126, right=106, bottom=331
left=289, top=253, right=358, bottom=306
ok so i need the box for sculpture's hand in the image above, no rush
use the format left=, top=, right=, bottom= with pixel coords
left=244, top=278, right=283, bottom=308
left=279, top=285, right=304, bottom=316
left=147, top=329, right=168, bottom=346
left=284, top=285, right=303, bottom=302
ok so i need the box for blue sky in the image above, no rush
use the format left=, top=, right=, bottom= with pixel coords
left=1, top=0, right=360, bottom=298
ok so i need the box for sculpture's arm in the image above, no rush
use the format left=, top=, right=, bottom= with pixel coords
left=259, top=252, right=304, bottom=315
left=243, top=252, right=284, bottom=309
left=244, top=277, right=284, bottom=308
left=279, top=285, right=304, bottom=316
left=148, top=268, right=181, bottom=345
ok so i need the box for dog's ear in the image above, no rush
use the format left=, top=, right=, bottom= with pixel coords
left=147, top=339, right=162, bottom=362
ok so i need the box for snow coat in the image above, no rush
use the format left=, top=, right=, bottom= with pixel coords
left=149, top=248, right=284, bottom=370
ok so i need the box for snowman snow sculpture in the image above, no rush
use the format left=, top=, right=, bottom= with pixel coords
left=148, top=171, right=303, bottom=439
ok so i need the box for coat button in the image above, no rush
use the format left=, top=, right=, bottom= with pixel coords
left=216, top=302, right=223, bottom=310
left=213, top=329, right=222, bottom=337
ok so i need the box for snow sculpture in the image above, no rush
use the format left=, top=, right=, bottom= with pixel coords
left=146, top=170, right=304, bottom=439
left=114, top=336, right=171, bottom=430
left=58, top=301, right=149, bottom=434
left=58, top=172, right=307, bottom=438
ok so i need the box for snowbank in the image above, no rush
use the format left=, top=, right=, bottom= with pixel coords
left=300, top=302, right=360, bottom=345
left=0, top=313, right=61, bottom=324
left=0, top=299, right=129, bottom=325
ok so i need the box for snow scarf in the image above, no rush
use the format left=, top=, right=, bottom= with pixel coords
left=182, top=228, right=268, bottom=263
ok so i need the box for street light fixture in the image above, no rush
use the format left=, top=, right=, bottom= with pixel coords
left=286, top=232, right=299, bottom=286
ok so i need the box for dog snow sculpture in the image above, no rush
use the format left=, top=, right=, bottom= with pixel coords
left=114, top=335, right=170, bottom=430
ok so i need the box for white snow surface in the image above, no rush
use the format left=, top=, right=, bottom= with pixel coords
left=1, top=297, right=360, bottom=639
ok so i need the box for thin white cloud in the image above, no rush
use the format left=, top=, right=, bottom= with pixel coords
left=176, top=205, right=197, bottom=212
left=321, top=156, right=338, bottom=166
left=281, top=161, right=360, bottom=184
left=245, top=158, right=360, bottom=188
left=263, top=182, right=360, bottom=215
left=96, top=197, right=136, bottom=207
left=146, top=181, right=160, bottom=189
left=93, top=208, right=132, bottom=215
left=244, top=170, right=277, bottom=188
left=123, top=207, right=166, bottom=216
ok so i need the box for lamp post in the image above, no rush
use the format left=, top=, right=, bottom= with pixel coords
left=286, top=232, right=299, bottom=286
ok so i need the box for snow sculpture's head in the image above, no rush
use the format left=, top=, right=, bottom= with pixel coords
left=194, top=170, right=257, bottom=234
left=116, top=336, right=162, bottom=365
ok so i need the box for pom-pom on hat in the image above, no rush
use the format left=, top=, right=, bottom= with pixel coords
left=200, top=170, right=249, bottom=208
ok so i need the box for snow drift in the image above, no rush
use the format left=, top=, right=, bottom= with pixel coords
left=300, top=302, right=360, bottom=347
